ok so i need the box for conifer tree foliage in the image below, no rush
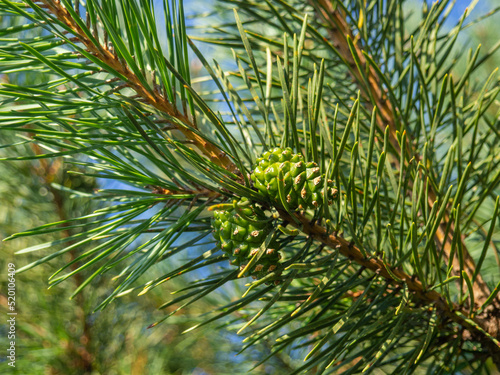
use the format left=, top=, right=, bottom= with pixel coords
left=1, top=0, right=499, bottom=373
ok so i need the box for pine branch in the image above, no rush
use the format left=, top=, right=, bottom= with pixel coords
left=143, top=184, right=221, bottom=199
left=3, top=0, right=499, bottom=371
left=28, top=0, right=500, bottom=362
left=37, top=0, right=239, bottom=175
left=311, top=1, right=399, bottom=152
left=311, top=0, right=497, bottom=320
left=278, top=208, right=500, bottom=364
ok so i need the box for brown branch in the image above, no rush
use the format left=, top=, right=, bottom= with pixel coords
left=3, top=63, right=95, bottom=371
left=145, top=184, right=221, bottom=199
left=278, top=208, right=500, bottom=364
left=312, top=1, right=399, bottom=151
left=312, top=0, right=496, bottom=323
left=30, top=144, right=94, bottom=373
left=39, top=0, right=239, bottom=175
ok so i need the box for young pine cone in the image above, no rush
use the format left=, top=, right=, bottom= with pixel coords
left=251, top=147, right=338, bottom=211
left=211, top=197, right=281, bottom=279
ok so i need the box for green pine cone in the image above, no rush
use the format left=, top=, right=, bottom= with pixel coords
left=251, top=147, right=338, bottom=210
left=211, top=198, right=282, bottom=279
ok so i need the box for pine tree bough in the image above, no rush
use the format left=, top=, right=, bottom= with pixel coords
left=211, top=148, right=500, bottom=362
left=15, top=0, right=500, bottom=369
left=37, top=0, right=240, bottom=176
left=311, top=0, right=498, bottom=339
left=276, top=208, right=500, bottom=365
